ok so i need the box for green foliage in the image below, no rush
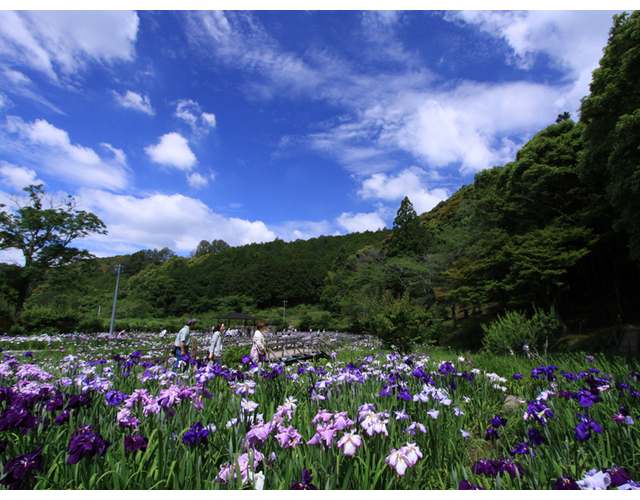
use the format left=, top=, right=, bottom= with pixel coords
left=77, top=316, right=106, bottom=333
left=357, top=288, right=433, bottom=353
left=0, top=184, right=107, bottom=314
left=481, top=306, right=561, bottom=356
left=579, top=11, right=640, bottom=260
left=18, top=305, right=82, bottom=334
left=222, top=344, right=248, bottom=367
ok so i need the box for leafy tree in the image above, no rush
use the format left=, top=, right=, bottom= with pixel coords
left=0, top=185, right=107, bottom=314
left=190, top=239, right=231, bottom=258
left=579, top=11, right=640, bottom=259
left=357, top=288, right=433, bottom=353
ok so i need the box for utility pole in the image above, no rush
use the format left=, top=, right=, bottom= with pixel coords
left=283, top=300, right=288, bottom=325
left=109, top=264, right=122, bottom=335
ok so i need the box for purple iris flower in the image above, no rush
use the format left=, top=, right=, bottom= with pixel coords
left=124, top=433, right=148, bottom=453
left=396, top=389, right=412, bottom=401
left=290, top=468, right=318, bottom=490
left=497, top=459, right=524, bottom=478
left=472, top=459, right=498, bottom=476
left=513, top=373, right=523, bottom=380
left=182, top=421, right=209, bottom=446
left=0, top=446, right=45, bottom=490
left=524, top=401, right=554, bottom=425
left=603, top=466, right=632, bottom=487
left=64, top=393, right=92, bottom=411
left=528, top=428, right=545, bottom=446
left=459, top=480, right=486, bottom=490
left=484, top=427, right=499, bottom=440
left=574, top=413, right=603, bottom=441
left=67, top=425, right=111, bottom=464
left=105, top=390, right=128, bottom=407
left=54, top=410, right=70, bottom=426
left=490, top=414, right=507, bottom=427
left=510, top=441, right=535, bottom=457
left=553, top=476, right=580, bottom=490
left=0, top=407, right=37, bottom=434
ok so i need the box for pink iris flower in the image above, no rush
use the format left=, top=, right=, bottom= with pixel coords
left=385, top=448, right=409, bottom=476
left=332, top=412, right=355, bottom=431
left=337, top=431, right=363, bottom=456
left=399, top=442, right=423, bottom=467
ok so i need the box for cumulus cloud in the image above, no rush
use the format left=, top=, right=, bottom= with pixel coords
left=145, top=132, right=197, bottom=170
left=0, top=162, right=43, bottom=190
left=186, top=172, right=209, bottom=189
left=335, top=210, right=388, bottom=233
left=113, top=90, right=155, bottom=115
left=0, top=11, right=138, bottom=82
left=174, top=99, right=216, bottom=136
left=76, top=188, right=276, bottom=254
left=0, top=116, right=130, bottom=191
left=358, top=167, right=450, bottom=214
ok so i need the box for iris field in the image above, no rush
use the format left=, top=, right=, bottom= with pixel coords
left=0, top=330, right=639, bottom=490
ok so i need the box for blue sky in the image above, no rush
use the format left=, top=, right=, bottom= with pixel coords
left=0, top=9, right=626, bottom=262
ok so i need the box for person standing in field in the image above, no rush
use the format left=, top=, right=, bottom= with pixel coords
left=174, top=318, right=196, bottom=372
left=208, top=323, right=225, bottom=365
left=251, top=321, right=267, bottom=364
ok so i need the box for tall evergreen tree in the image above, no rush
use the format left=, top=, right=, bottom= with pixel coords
left=387, top=197, right=427, bottom=258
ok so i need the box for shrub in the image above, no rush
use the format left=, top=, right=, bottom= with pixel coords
left=357, top=288, right=433, bottom=354
left=19, top=305, right=81, bottom=334
left=222, top=344, right=248, bottom=367
left=481, top=305, right=561, bottom=356
left=77, top=317, right=106, bottom=334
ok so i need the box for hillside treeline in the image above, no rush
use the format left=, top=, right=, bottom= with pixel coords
left=1, top=12, right=639, bottom=339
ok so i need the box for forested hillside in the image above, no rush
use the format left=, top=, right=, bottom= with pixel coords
left=1, top=12, right=639, bottom=346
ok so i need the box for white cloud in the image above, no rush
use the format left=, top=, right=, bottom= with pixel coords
left=174, top=99, right=216, bottom=136
left=269, top=220, right=334, bottom=241
left=100, top=143, right=126, bottom=165
left=358, top=167, right=450, bottom=214
left=0, top=162, right=43, bottom=190
left=335, top=211, right=388, bottom=233
left=113, top=90, right=155, bottom=115
left=76, top=188, right=276, bottom=253
left=0, top=68, right=64, bottom=113
left=145, top=132, right=197, bottom=170
left=443, top=11, right=621, bottom=104
left=0, top=92, right=9, bottom=110
left=186, top=172, right=209, bottom=189
left=0, top=11, right=139, bottom=81
left=0, top=116, right=130, bottom=191
left=309, top=79, right=570, bottom=176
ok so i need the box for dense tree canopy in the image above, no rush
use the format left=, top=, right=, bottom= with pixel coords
left=579, top=11, right=640, bottom=259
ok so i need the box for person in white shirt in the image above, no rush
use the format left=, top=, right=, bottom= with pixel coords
left=251, top=321, right=267, bottom=363
left=208, top=323, right=225, bottom=365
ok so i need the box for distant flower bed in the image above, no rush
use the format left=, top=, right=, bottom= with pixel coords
left=0, top=332, right=639, bottom=490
